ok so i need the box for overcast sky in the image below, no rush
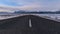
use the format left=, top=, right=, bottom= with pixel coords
left=0, top=0, right=60, bottom=11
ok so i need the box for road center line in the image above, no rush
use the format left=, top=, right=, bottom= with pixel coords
left=29, top=19, right=32, bottom=28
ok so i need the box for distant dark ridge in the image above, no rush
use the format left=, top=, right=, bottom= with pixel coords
left=14, top=11, right=60, bottom=14
left=0, top=15, right=60, bottom=34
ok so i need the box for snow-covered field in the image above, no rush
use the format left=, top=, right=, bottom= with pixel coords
left=34, top=14, right=60, bottom=22
left=0, top=14, right=60, bottom=22
left=0, top=14, right=29, bottom=20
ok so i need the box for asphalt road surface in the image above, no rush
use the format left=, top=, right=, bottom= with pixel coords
left=0, top=15, right=60, bottom=34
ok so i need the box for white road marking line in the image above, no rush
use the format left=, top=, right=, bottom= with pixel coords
left=29, top=19, right=32, bottom=28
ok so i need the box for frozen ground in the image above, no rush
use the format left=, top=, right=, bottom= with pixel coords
left=0, top=14, right=60, bottom=22
left=0, top=14, right=29, bottom=20
left=34, top=14, right=60, bottom=22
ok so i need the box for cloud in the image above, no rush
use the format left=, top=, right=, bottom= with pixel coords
left=17, top=3, right=40, bottom=11
left=0, top=0, right=60, bottom=11
left=0, top=0, right=41, bottom=11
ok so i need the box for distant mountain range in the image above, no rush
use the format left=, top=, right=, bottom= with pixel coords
left=0, top=6, right=60, bottom=14
left=0, top=10, right=60, bottom=14
left=14, top=10, right=60, bottom=14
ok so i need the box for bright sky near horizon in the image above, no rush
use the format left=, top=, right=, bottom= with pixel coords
left=0, top=0, right=60, bottom=11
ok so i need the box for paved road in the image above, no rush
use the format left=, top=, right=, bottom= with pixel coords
left=0, top=15, right=60, bottom=34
